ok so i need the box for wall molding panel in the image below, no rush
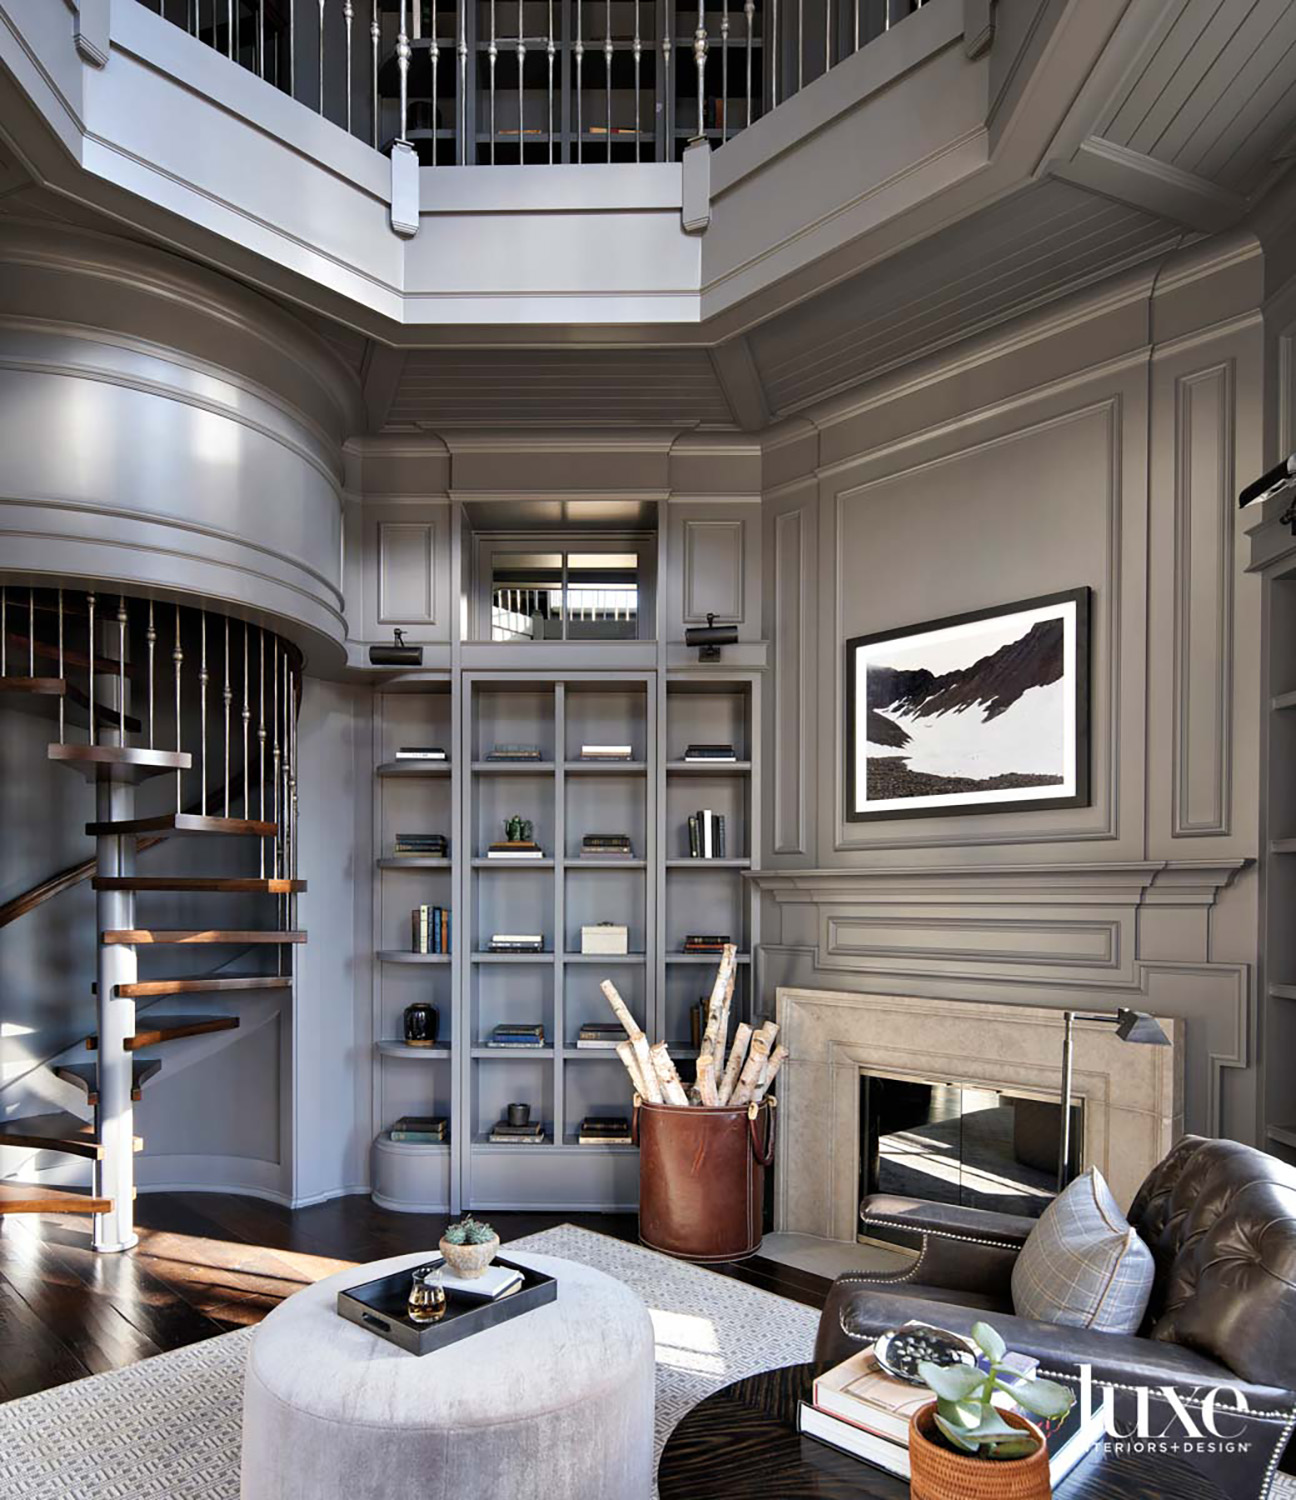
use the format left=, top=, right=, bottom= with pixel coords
left=682, top=518, right=745, bottom=623
left=773, top=506, right=808, bottom=854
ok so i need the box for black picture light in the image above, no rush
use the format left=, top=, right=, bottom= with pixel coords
left=369, top=628, right=424, bottom=667
left=1238, top=452, right=1296, bottom=534
left=685, top=612, right=739, bottom=662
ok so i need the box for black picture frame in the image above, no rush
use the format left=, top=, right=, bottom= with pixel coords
left=845, top=587, right=1091, bottom=823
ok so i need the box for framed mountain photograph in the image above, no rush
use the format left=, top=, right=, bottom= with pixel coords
left=846, top=588, right=1090, bottom=822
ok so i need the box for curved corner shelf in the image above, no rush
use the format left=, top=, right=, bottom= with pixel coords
left=377, top=1040, right=452, bottom=1059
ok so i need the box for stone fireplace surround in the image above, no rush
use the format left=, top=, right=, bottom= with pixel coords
left=773, top=987, right=1183, bottom=1244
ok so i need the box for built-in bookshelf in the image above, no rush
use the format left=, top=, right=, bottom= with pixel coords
left=371, top=682, right=456, bottom=1212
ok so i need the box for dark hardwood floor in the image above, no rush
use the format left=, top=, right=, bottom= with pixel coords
left=0, top=1192, right=831, bottom=1402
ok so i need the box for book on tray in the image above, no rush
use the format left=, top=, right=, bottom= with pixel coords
left=388, top=1115, right=449, bottom=1143
left=411, top=905, right=451, bottom=954
left=486, top=934, right=545, bottom=953
left=485, top=743, right=543, bottom=761
left=395, top=747, right=447, bottom=761
left=486, top=1022, right=546, bottom=1047
left=427, top=1259, right=524, bottom=1300
left=683, top=743, right=737, bottom=762
left=578, top=1115, right=631, bottom=1145
left=579, top=744, right=633, bottom=761
left=798, top=1336, right=1103, bottom=1486
left=686, top=810, right=727, bottom=859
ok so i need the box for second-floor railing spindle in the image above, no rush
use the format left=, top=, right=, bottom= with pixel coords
left=173, top=605, right=183, bottom=811
left=695, top=0, right=707, bottom=138
left=398, top=2, right=411, bottom=140
left=259, top=0, right=266, bottom=78
left=223, top=614, right=232, bottom=819
left=318, top=0, right=326, bottom=115
left=661, top=20, right=671, bottom=156
left=796, top=0, right=802, bottom=90
left=259, top=627, right=267, bottom=873
left=488, top=0, right=498, bottom=163
left=721, top=0, right=729, bottom=141
left=243, top=620, right=250, bottom=815
left=199, top=610, right=208, bottom=814
left=117, top=597, right=127, bottom=747
left=633, top=0, right=641, bottom=161
left=771, top=0, right=778, bottom=105
left=228, top=0, right=235, bottom=59
left=87, top=590, right=96, bottom=746
left=431, top=16, right=440, bottom=164
left=744, top=0, right=753, bottom=125
left=290, top=0, right=296, bottom=93
left=345, top=2, right=354, bottom=133
left=547, top=0, right=556, bottom=161
left=518, top=0, right=526, bottom=165
left=575, top=0, right=584, bottom=162
left=272, top=637, right=280, bottom=875
left=57, top=589, right=65, bottom=744
left=147, top=600, right=156, bottom=748
left=372, top=11, right=381, bottom=148
left=605, top=0, right=613, bottom=161
left=459, top=0, right=469, bottom=162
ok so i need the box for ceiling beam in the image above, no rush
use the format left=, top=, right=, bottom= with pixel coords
left=1049, top=136, right=1246, bottom=235
left=709, top=337, right=771, bottom=432
left=361, top=343, right=408, bottom=433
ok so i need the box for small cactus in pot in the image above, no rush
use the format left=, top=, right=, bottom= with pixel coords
left=439, top=1215, right=500, bottom=1279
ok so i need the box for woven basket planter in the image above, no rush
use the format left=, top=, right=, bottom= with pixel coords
left=438, top=1233, right=500, bottom=1280
left=908, top=1402, right=1052, bottom=1500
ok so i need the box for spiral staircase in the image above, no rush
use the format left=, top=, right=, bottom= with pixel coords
left=0, top=588, right=306, bottom=1252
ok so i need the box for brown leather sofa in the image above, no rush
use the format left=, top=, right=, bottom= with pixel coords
left=815, top=1135, right=1296, bottom=1499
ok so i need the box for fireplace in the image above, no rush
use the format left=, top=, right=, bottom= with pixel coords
left=859, top=1072, right=1083, bottom=1222
left=772, top=988, right=1182, bottom=1242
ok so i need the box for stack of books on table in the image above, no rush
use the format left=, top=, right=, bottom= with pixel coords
left=394, top=832, right=448, bottom=858
left=798, top=1337, right=1100, bottom=1485
left=411, top=905, right=451, bottom=954
left=576, top=1022, right=627, bottom=1050
left=578, top=1115, right=631, bottom=1145
left=486, top=1022, right=546, bottom=1048
left=485, top=743, right=543, bottom=763
left=683, top=933, right=732, bottom=955
left=486, top=840, right=545, bottom=861
left=579, top=744, right=633, bottom=762
left=395, top=746, right=447, bottom=762
left=683, top=743, right=737, bottom=763
left=388, top=1115, right=449, bottom=1143
left=686, top=810, right=727, bottom=858
left=488, top=1117, right=546, bottom=1144
left=486, top=933, right=545, bottom=954
left=579, top=834, right=634, bottom=859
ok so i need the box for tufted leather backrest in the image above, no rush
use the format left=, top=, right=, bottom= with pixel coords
left=1126, top=1135, right=1296, bottom=1388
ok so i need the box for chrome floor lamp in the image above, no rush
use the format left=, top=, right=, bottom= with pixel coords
left=1056, top=1008, right=1171, bottom=1193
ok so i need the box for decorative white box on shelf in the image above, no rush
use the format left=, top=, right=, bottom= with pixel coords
left=580, top=923, right=629, bottom=956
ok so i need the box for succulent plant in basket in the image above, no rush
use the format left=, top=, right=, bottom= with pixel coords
left=908, top=1321, right=1074, bottom=1500
left=438, top=1215, right=500, bottom=1279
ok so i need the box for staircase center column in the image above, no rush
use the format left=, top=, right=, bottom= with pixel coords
left=94, top=776, right=138, bottom=1253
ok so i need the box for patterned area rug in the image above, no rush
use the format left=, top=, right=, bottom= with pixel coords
left=0, top=1225, right=819, bottom=1499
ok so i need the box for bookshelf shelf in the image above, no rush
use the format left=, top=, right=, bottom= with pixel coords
left=563, top=950, right=646, bottom=963
left=1271, top=984, right=1296, bottom=1001
left=377, top=761, right=452, bottom=777
left=470, top=1046, right=555, bottom=1058
left=471, top=760, right=555, bottom=774
left=563, top=857, right=647, bottom=869
left=665, top=760, right=752, bottom=774
left=1272, top=689, right=1296, bottom=712
left=377, top=950, right=453, bottom=964
left=470, top=950, right=554, bottom=963
left=563, top=760, right=649, bottom=774
left=472, top=857, right=555, bottom=868
left=665, top=952, right=751, bottom=964
left=665, top=857, right=751, bottom=869
left=378, top=856, right=452, bottom=869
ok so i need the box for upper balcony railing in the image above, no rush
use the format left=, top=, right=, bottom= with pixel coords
left=137, top=0, right=929, bottom=165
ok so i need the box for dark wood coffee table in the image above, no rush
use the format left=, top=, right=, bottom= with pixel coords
left=657, top=1363, right=1232, bottom=1500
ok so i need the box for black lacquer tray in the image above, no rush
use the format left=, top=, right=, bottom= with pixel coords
left=336, top=1255, right=557, bottom=1355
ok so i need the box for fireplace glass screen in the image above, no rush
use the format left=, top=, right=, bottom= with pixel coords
left=859, top=1075, right=1082, bottom=1220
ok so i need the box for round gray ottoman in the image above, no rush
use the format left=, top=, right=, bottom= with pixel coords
left=240, top=1250, right=655, bottom=1500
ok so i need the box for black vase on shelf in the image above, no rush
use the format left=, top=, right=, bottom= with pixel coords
left=403, top=1003, right=439, bottom=1048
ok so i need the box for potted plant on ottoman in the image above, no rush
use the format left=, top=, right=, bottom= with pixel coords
left=439, top=1215, right=500, bottom=1279
left=909, top=1322, right=1074, bottom=1500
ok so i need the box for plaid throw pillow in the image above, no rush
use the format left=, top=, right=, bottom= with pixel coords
left=1011, top=1166, right=1154, bottom=1332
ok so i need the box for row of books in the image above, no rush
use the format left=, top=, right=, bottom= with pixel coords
left=576, top=1022, right=626, bottom=1050
left=578, top=1115, right=630, bottom=1145
left=485, top=743, right=543, bottom=762
left=389, top=1114, right=448, bottom=1143
left=487, top=933, right=545, bottom=953
left=486, top=1022, right=546, bottom=1047
left=580, top=834, right=633, bottom=858
left=395, top=746, right=447, bottom=761
left=411, top=905, right=451, bottom=954
left=683, top=743, right=737, bottom=762
left=579, top=744, right=633, bottom=761
left=683, top=932, right=731, bottom=953
left=486, top=840, right=545, bottom=861
left=686, top=810, right=728, bottom=858
left=798, top=1331, right=1100, bottom=1486
left=394, top=832, right=447, bottom=857
left=488, top=1116, right=545, bottom=1144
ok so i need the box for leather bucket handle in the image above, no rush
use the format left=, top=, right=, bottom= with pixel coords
left=749, top=1097, right=777, bottom=1167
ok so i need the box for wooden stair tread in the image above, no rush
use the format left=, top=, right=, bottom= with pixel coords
left=0, top=675, right=66, bottom=695
left=0, top=1112, right=142, bottom=1159
left=0, top=1183, right=112, bottom=1215
left=86, top=813, right=277, bottom=837
left=102, top=976, right=293, bottom=999
left=92, top=877, right=306, bottom=894
left=54, top=1058, right=162, bottom=1104
left=87, top=1014, right=240, bottom=1051
left=102, top=929, right=306, bottom=945
left=50, top=743, right=192, bottom=783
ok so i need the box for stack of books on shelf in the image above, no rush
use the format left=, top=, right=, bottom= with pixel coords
left=797, top=1336, right=1100, bottom=1485
left=683, top=743, right=737, bottom=763
left=485, top=743, right=543, bottom=762
left=576, top=1022, right=627, bottom=1050
left=486, top=933, right=545, bottom=954
left=579, top=744, right=633, bottom=761
left=486, top=839, right=545, bottom=861
left=488, top=1116, right=546, bottom=1144
left=578, top=1115, right=631, bottom=1145
left=411, top=905, right=451, bottom=954
left=394, top=832, right=448, bottom=858
left=579, top=834, right=634, bottom=860
left=686, top=809, right=727, bottom=858
left=486, top=1022, right=546, bottom=1048
left=388, top=1115, right=449, bottom=1143
left=684, top=933, right=731, bottom=955
left=395, top=746, right=447, bottom=762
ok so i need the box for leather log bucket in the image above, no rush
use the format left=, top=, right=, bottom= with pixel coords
left=633, top=1097, right=777, bottom=1262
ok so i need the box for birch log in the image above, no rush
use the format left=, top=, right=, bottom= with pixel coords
left=617, top=1038, right=648, bottom=1098
left=650, top=1042, right=691, bottom=1106
left=716, top=1021, right=752, bottom=1106
left=730, top=1025, right=774, bottom=1106
left=631, top=1032, right=663, bottom=1103
left=750, top=1044, right=788, bottom=1103
left=695, top=1050, right=720, bottom=1106
left=601, top=979, right=641, bottom=1039
left=698, top=944, right=738, bottom=1064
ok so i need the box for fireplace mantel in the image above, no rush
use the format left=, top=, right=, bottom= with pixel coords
left=773, top=986, right=1183, bottom=1244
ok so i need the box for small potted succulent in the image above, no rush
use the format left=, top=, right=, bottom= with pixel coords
left=909, top=1321, right=1074, bottom=1500
left=438, top=1214, right=499, bottom=1279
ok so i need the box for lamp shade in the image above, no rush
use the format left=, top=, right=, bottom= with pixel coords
left=1114, top=1008, right=1170, bottom=1046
